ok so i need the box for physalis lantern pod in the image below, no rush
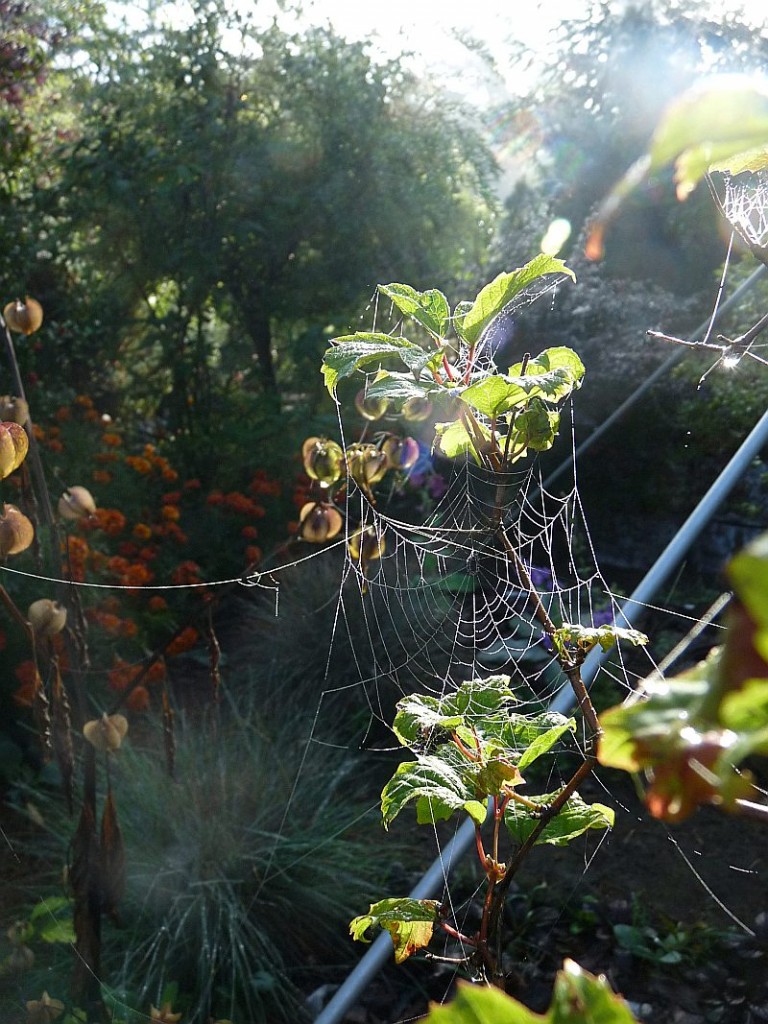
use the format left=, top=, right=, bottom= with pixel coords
left=83, top=713, right=129, bottom=752
left=355, top=389, right=389, bottom=421
left=402, top=396, right=433, bottom=422
left=58, top=485, right=97, bottom=521
left=0, top=421, right=28, bottom=479
left=346, top=444, right=388, bottom=500
left=25, top=991, right=64, bottom=1024
left=0, top=503, right=34, bottom=557
left=0, top=395, right=29, bottom=425
left=349, top=526, right=386, bottom=564
left=28, top=599, right=67, bottom=638
left=383, top=436, right=420, bottom=471
left=3, top=297, right=43, bottom=335
left=299, top=501, right=343, bottom=542
left=302, top=437, right=344, bottom=486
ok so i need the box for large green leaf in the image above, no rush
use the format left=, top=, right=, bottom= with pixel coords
left=381, top=754, right=487, bottom=828
left=462, top=348, right=584, bottom=419
left=350, top=897, right=442, bottom=963
left=511, top=400, right=559, bottom=452
left=379, top=283, right=450, bottom=340
left=392, top=676, right=516, bottom=747
left=322, top=333, right=433, bottom=396
left=728, top=531, right=768, bottom=634
left=504, top=790, right=614, bottom=847
left=364, top=372, right=437, bottom=403
left=454, top=256, right=575, bottom=347
left=434, top=416, right=491, bottom=462
left=423, top=961, right=638, bottom=1022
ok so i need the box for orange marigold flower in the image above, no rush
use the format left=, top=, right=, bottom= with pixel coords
left=126, top=685, right=150, bottom=712
left=108, top=657, right=135, bottom=692
left=95, top=451, right=119, bottom=463
left=107, top=555, right=131, bottom=576
left=245, top=545, right=263, bottom=564
left=165, top=524, right=188, bottom=545
left=46, top=439, right=64, bottom=453
left=161, top=468, right=179, bottom=482
left=54, top=406, right=71, bottom=421
left=84, top=409, right=99, bottom=422
left=162, top=491, right=182, bottom=505
left=184, top=478, right=202, bottom=490
left=132, top=523, right=152, bottom=541
left=96, top=612, right=123, bottom=635
left=161, top=505, right=181, bottom=522
left=118, top=541, right=139, bottom=558
left=94, top=507, right=127, bottom=537
left=123, top=563, right=154, bottom=587
left=121, top=618, right=138, bottom=638
left=166, top=626, right=199, bottom=657
left=147, top=596, right=168, bottom=613
left=171, top=560, right=202, bottom=586
left=13, top=678, right=38, bottom=707
left=75, top=394, right=94, bottom=408
left=143, top=444, right=155, bottom=457
left=206, top=490, right=224, bottom=506
left=241, top=525, right=259, bottom=540
left=137, top=546, right=158, bottom=562
left=15, top=659, right=39, bottom=687
left=146, top=658, right=167, bottom=684
left=125, top=456, right=152, bottom=474
left=102, top=432, right=122, bottom=447
left=92, top=469, right=112, bottom=484
left=32, top=424, right=44, bottom=441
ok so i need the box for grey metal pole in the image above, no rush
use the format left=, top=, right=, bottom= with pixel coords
left=551, top=401, right=768, bottom=713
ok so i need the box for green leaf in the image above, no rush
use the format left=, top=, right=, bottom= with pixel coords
left=462, top=348, right=584, bottom=419
left=709, top=144, right=768, bottom=176
left=423, top=961, right=638, bottom=1022
left=650, top=77, right=768, bottom=196
left=552, top=623, right=649, bottom=661
left=379, top=283, right=450, bottom=340
left=381, top=755, right=487, bottom=828
left=392, top=676, right=516, bottom=748
left=516, top=718, right=575, bottom=771
left=434, top=416, right=491, bottom=462
left=350, top=897, right=442, bottom=963
left=728, top=531, right=768, bottom=633
left=512, top=400, right=559, bottom=452
left=454, top=256, right=575, bottom=347
left=321, top=333, right=433, bottom=396
left=720, top=678, right=768, bottom=734
left=504, top=790, right=614, bottom=847
left=364, top=372, right=436, bottom=403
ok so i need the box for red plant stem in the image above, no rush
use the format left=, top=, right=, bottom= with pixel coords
left=439, top=920, right=478, bottom=947
left=475, top=824, right=488, bottom=868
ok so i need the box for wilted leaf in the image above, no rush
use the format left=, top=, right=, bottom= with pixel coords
left=350, top=897, right=441, bottom=963
left=50, top=665, right=74, bottom=814
left=100, top=787, right=125, bottom=926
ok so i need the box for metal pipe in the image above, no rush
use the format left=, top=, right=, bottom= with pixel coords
left=550, top=400, right=768, bottom=713
left=314, top=266, right=768, bottom=1022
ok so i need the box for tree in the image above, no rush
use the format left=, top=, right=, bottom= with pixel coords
left=44, top=5, right=496, bottom=428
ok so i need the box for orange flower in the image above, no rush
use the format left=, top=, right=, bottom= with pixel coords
left=83, top=409, right=99, bottom=422
left=123, top=563, right=154, bottom=587
left=165, top=524, right=188, bottom=544
left=92, top=469, right=112, bottom=484
left=126, top=685, right=150, bottom=712
left=32, top=424, right=44, bottom=441
left=102, top=433, right=122, bottom=447
left=94, top=507, right=127, bottom=537
left=13, top=661, right=40, bottom=706
left=137, top=546, right=158, bottom=562
left=125, top=456, right=152, bottom=474
left=245, top=545, right=262, bottom=564
left=107, top=556, right=131, bottom=577
left=132, top=523, right=152, bottom=541
left=108, top=657, right=136, bottom=692
left=206, top=490, right=224, bottom=506
left=161, top=468, right=179, bottom=482
left=119, top=541, right=139, bottom=558
left=96, top=612, right=123, bottom=634
left=121, top=619, right=138, bottom=637
left=75, top=394, right=94, bottom=408
left=166, top=626, right=199, bottom=657
left=54, top=406, right=71, bottom=422
left=46, top=439, right=64, bottom=453
left=171, top=560, right=202, bottom=586
left=241, top=525, right=259, bottom=540
left=162, top=491, right=182, bottom=505
left=145, top=658, right=167, bottom=684
left=95, top=451, right=119, bottom=463
left=148, top=596, right=168, bottom=613
left=161, top=505, right=180, bottom=522
left=184, top=478, right=201, bottom=490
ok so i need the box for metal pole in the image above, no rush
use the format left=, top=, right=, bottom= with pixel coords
left=550, top=401, right=768, bottom=713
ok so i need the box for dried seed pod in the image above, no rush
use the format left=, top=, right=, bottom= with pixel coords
left=0, top=395, right=29, bottom=425
left=349, top=526, right=386, bottom=564
left=382, top=435, right=420, bottom=471
left=3, top=296, right=43, bottom=335
left=355, top=389, right=389, bottom=421
left=28, top=599, right=68, bottom=637
left=0, top=421, right=28, bottom=478
left=302, top=437, right=344, bottom=485
left=299, top=501, right=343, bottom=542
left=7, top=944, right=35, bottom=971
left=25, top=991, right=64, bottom=1024
left=58, top=485, right=96, bottom=521
left=0, top=503, right=34, bottom=557
left=82, top=713, right=128, bottom=752
left=346, top=444, right=389, bottom=498
left=402, top=396, right=433, bottom=422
